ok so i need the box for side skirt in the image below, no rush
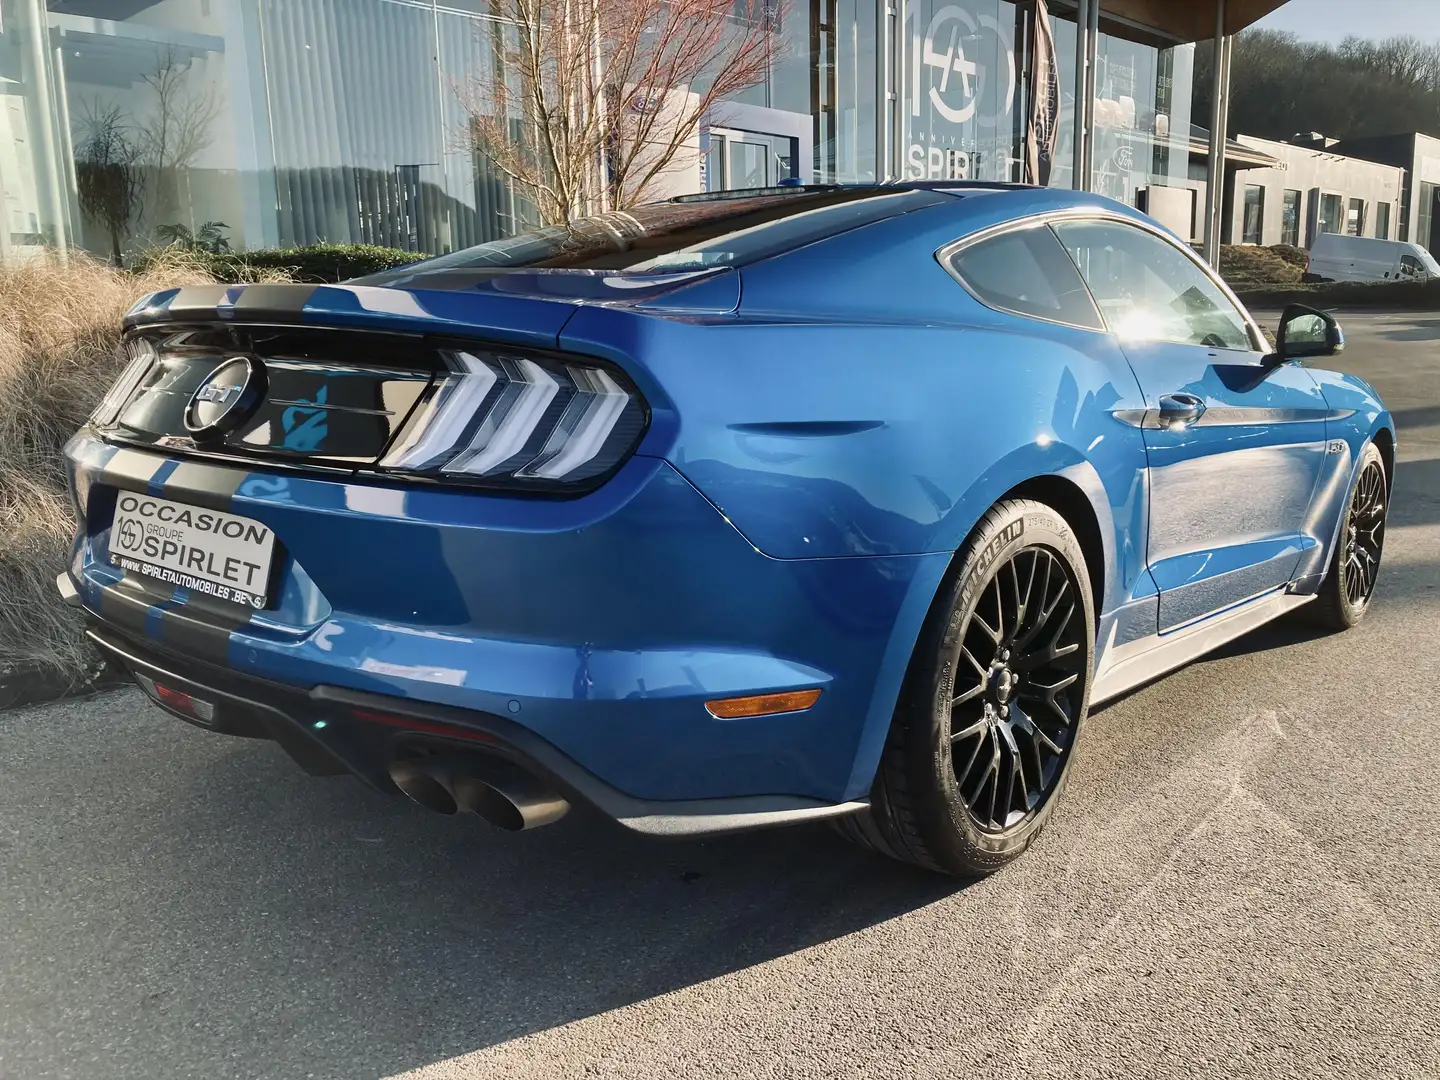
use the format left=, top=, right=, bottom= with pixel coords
left=1090, top=587, right=1315, bottom=706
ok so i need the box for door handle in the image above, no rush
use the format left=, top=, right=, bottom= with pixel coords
left=1157, top=393, right=1206, bottom=428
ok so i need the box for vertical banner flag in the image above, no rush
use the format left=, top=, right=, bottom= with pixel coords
left=1025, top=0, right=1061, bottom=186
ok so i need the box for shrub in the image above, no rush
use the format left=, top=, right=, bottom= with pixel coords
left=0, top=250, right=288, bottom=682
left=1269, top=244, right=1309, bottom=270
left=133, top=242, right=428, bottom=283
left=1220, top=244, right=1304, bottom=286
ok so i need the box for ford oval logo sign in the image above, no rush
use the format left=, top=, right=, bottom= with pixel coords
left=184, top=356, right=266, bottom=439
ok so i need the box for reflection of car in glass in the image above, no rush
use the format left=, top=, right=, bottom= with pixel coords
left=63, top=184, right=1393, bottom=875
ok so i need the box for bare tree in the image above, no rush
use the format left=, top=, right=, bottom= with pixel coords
left=138, top=47, right=221, bottom=227
left=458, top=0, right=781, bottom=226
left=74, top=103, right=144, bottom=266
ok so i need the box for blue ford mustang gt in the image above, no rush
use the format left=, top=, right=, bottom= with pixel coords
left=61, top=183, right=1392, bottom=875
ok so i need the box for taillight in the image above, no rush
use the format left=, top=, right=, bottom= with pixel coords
left=378, top=348, right=646, bottom=490
left=90, top=337, right=158, bottom=427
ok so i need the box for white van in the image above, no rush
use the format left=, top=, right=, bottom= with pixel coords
left=1307, top=233, right=1440, bottom=284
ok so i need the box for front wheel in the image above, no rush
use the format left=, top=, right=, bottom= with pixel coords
left=836, top=499, right=1096, bottom=876
left=1305, top=441, right=1388, bottom=631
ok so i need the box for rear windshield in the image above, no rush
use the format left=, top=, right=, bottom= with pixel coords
left=361, top=188, right=947, bottom=281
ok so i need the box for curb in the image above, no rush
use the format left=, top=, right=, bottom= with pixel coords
left=0, top=661, right=128, bottom=713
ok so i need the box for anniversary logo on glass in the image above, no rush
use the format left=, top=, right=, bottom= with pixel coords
left=184, top=355, right=266, bottom=439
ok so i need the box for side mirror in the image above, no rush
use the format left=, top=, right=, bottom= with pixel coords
left=1269, top=304, right=1344, bottom=365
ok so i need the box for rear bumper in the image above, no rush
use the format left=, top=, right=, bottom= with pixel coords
left=64, top=432, right=951, bottom=805
left=86, top=623, right=868, bottom=835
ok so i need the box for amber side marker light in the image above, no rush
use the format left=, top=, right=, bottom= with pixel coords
left=705, top=689, right=822, bottom=719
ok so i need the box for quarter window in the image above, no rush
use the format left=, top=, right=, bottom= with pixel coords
left=948, top=226, right=1103, bottom=330
left=1052, top=219, right=1253, bottom=352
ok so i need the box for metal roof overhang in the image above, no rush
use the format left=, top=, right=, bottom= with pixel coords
left=1188, top=137, right=1280, bottom=169
left=1094, top=0, right=1293, bottom=45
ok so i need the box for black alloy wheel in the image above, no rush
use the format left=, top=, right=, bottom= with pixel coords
left=1306, top=441, right=1388, bottom=631
left=948, top=546, right=1087, bottom=833
left=1341, top=457, right=1387, bottom=608
left=834, top=499, right=1096, bottom=876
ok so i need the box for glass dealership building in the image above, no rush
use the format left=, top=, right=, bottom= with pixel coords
left=2, top=0, right=1279, bottom=264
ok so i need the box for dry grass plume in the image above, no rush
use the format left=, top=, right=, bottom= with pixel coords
left=0, top=250, right=285, bottom=682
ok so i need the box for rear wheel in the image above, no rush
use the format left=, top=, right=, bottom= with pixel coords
left=1305, top=441, right=1388, bottom=631
left=837, top=499, right=1096, bottom=876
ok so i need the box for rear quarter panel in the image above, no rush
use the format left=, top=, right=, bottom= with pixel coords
left=561, top=196, right=1155, bottom=622
left=1291, top=365, right=1395, bottom=585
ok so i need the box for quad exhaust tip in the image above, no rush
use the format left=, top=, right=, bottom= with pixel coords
left=389, top=755, right=569, bottom=831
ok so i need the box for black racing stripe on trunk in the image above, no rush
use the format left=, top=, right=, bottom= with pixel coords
left=163, top=460, right=248, bottom=513
left=98, top=578, right=176, bottom=640
left=231, top=284, right=319, bottom=321
left=156, top=602, right=251, bottom=666
left=162, top=285, right=233, bottom=321
left=103, top=448, right=170, bottom=491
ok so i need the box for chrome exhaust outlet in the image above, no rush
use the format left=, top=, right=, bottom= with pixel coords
left=389, top=756, right=569, bottom=830
left=452, top=764, right=570, bottom=831
left=388, top=758, right=462, bottom=815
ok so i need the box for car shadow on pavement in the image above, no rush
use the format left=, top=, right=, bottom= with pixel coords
left=1390, top=458, right=1440, bottom=529
left=1375, top=317, right=1440, bottom=343
left=73, top=732, right=963, bottom=1080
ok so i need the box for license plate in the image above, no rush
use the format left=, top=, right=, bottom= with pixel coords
left=109, top=492, right=275, bottom=610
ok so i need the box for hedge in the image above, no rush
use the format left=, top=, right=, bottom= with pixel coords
left=1232, top=279, right=1440, bottom=309
left=133, top=243, right=429, bottom=284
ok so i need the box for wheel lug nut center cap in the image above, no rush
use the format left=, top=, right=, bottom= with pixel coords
left=994, top=667, right=1015, bottom=704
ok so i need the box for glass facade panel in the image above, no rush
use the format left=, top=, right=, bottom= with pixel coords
left=2, top=0, right=74, bottom=260
left=900, top=0, right=1021, bottom=183
left=1089, top=35, right=1194, bottom=204
left=3, top=0, right=1205, bottom=266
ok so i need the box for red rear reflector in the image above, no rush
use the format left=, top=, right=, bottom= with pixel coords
left=351, top=709, right=496, bottom=743
left=151, top=682, right=215, bottom=722
left=705, top=689, right=822, bottom=719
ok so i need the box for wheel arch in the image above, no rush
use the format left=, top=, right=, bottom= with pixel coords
left=1371, top=422, right=1395, bottom=491
left=1000, top=474, right=1106, bottom=629
left=844, top=458, right=1121, bottom=800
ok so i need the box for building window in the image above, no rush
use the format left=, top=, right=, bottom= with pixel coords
left=1346, top=198, right=1366, bottom=236
left=1281, top=189, right=1301, bottom=247
left=1419, top=182, right=1438, bottom=251
left=1319, top=193, right=1344, bottom=236
left=1242, top=185, right=1265, bottom=244
left=1376, top=202, right=1391, bottom=239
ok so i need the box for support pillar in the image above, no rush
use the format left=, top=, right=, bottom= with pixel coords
left=1204, top=0, right=1231, bottom=265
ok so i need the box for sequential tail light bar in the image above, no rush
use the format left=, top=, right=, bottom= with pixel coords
left=379, top=348, right=648, bottom=492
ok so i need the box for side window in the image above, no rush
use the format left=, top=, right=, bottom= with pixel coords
left=1052, top=220, right=1254, bottom=351
left=1400, top=254, right=1422, bottom=276
left=948, top=226, right=1104, bottom=330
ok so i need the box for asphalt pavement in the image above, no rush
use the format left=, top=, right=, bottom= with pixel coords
left=3, top=311, right=1439, bottom=1080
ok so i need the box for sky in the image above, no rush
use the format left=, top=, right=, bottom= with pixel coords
left=1255, top=0, right=1440, bottom=44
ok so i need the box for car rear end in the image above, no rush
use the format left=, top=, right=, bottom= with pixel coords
left=61, top=187, right=965, bottom=835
